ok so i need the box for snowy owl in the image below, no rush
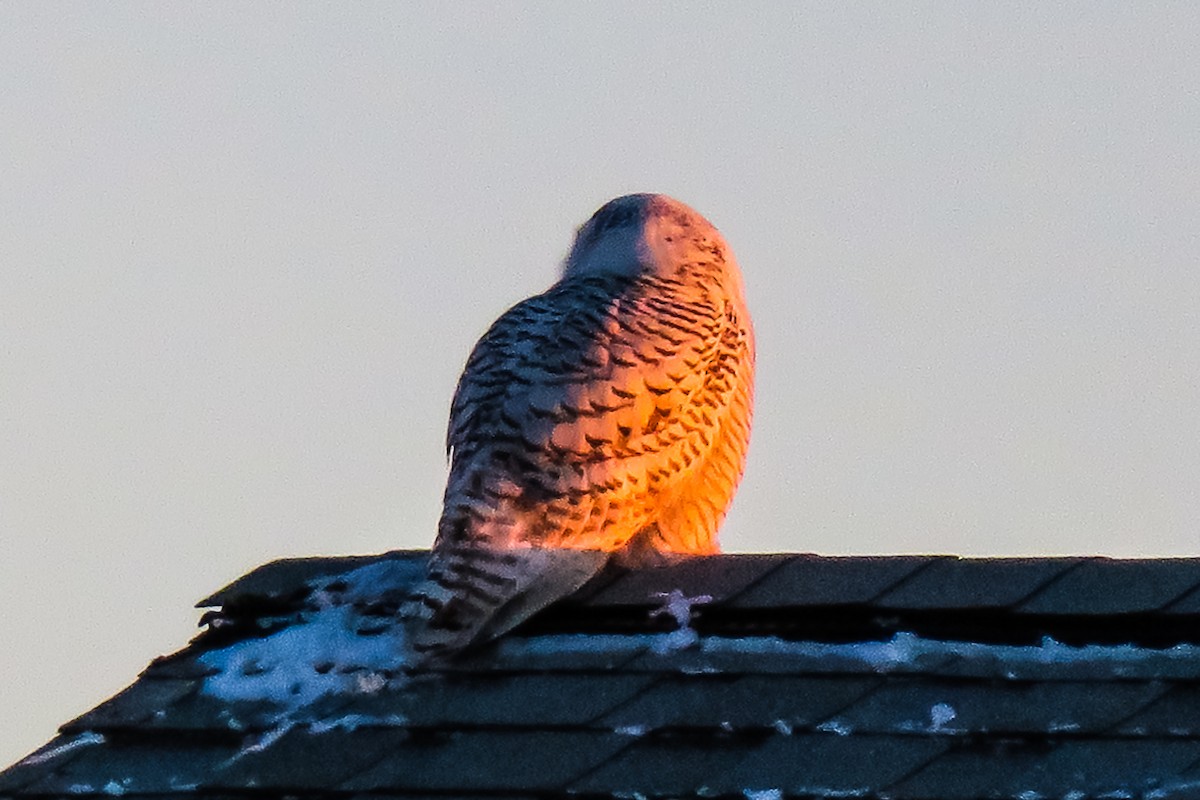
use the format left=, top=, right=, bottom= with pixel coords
left=407, top=193, right=754, bottom=658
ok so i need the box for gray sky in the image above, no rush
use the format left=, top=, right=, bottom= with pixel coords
left=2, top=3, right=1198, bottom=767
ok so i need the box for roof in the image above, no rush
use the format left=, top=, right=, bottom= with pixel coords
left=7, top=551, right=1200, bottom=799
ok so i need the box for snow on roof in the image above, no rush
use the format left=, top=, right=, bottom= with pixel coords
left=198, top=559, right=418, bottom=711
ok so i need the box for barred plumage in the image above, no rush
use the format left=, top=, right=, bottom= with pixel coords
left=407, top=194, right=754, bottom=658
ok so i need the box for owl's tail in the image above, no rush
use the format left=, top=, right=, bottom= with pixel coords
left=401, top=545, right=611, bottom=663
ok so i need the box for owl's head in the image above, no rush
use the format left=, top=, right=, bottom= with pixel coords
left=562, top=194, right=738, bottom=288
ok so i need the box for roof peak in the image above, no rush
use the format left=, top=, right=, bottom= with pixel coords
left=196, top=551, right=1200, bottom=653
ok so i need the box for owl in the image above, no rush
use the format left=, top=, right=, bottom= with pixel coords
left=407, top=194, right=754, bottom=659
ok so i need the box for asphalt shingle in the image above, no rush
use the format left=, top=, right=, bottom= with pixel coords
left=196, top=551, right=423, bottom=609
left=60, top=678, right=200, bottom=733
left=597, top=673, right=881, bottom=732
left=1114, top=684, right=1200, bottom=737
left=136, top=689, right=298, bottom=734
left=568, top=729, right=766, bottom=796
left=727, top=555, right=942, bottom=608
left=891, top=738, right=1200, bottom=799
left=22, top=738, right=235, bottom=797
left=210, top=726, right=408, bottom=790
left=578, top=553, right=790, bottom=606
left=340, top=731, right=630, bottom=793
left=446, top=633, right=651, bottom=674
left=0, top=737, right=98, bottom=795
left=873, top=556, right=1082, bottom=609
left=370, top=671, right=659, bottom=728
left=725, top=732, right=949, bottom=797
left=1016, top=558, right=1200, bottom=615
left=834, top=676, right=1169, bottom=736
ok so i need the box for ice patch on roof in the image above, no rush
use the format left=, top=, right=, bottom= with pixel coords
left=771, top=791, right=865, bottom=800
left=240, top=720, right=294, bottom=754
left=650, top=589, right=712, bottom=654
left=511, top=628, right=1200, bottom=677
left=929, top=702, right=956, bottom=731
left=199, top=603, right=401, bottom=706
left=310, top=713, right=407, bottom=733
left=697, top=631, right=1200, bottom=672
left=815, top=719, right=852, bottom=736
left=354, top=672, right=388, bottom=693
left=20, top=732, right=106, bottom=766
left=312, top=558, right=424, bottom=604
left=614, top=724, right=648, bottom=736
left=744, top=789, right=782, bottom=800
left=1147, top=780, right=1200, bottom=800
left=198, top=559, right=420, bottom=714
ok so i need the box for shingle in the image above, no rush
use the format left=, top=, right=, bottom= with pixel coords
left=727, top=556, right=942, bottom=608
left=446, top=633, right=650, bottom=673
left=289, top=689, right=387, bottom=730
left=21, top=738, right=235, bottom=796
left=209, top=726, right=407, bottom=789
left=1162, top=584, right=1200, bottom=614
left=874, top=557, right=1082, bottom=609
left=340, top=731, right=629, bottom=792
left=835, top=676, right=1168, bottom=736
left=1017, top=558, right=1200, bottom=615
left=1174, top=760, right=1200, bottom=794
left=142, top=691, right=296, bottom=734
left=1115, top=685, right=1200, bottom=736
left=321, top=672, right=657, bottom=728
left=598, top=674, right=880, bottom=731
left=143, top=653, right=220, bottom=680
left=0, top=735, right=102, bottom=794
left=890, top=738, right=1200, bottom=799
left=568, top=730, right=766, bottom=795
left=61, top=678, right=199, bottom=733
left=579, top=554, right=790, bottom=606
left=887, top=738, right=1065, bottom=800
left=197, top=551, right=424, bottom=608
left=725, top=732, right=948, bottom=796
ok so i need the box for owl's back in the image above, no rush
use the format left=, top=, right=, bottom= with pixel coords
left=409, top=194, right=754, bottom=659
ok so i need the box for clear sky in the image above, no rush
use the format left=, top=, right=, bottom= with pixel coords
left=2, top=3, right=1198, bottom=767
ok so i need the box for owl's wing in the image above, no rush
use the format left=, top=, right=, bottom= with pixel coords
left=445, top=274, right=746, bottom=516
